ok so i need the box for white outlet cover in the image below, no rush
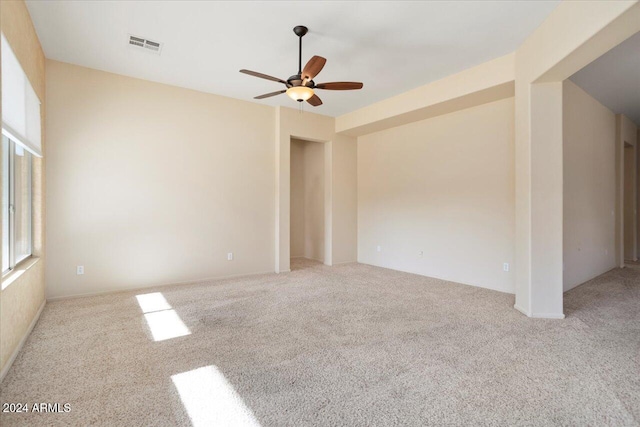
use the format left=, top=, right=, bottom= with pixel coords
left=227, top=253, right=233, bottom=261
left=77, top=266, right=84, bottom=275
left=503, top=263, right=509, bottom=272
left=376, top=246, right=381, bottom=252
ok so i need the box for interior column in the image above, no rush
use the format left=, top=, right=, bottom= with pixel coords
left=515, top=81, right=564, bottom=319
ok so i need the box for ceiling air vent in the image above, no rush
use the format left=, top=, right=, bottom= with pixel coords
left=128, top=35, right=163, bottom=55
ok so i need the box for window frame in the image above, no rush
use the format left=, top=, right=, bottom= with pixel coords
left=3, top=134, right=33, bottom=274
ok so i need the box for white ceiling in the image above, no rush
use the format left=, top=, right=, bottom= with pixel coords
left=570, top=31, right=640, bottom=127
left=26, top=1, right=559, bottom=117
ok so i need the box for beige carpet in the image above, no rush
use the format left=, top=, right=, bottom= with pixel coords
left=1, top=259, right=639, bottom=426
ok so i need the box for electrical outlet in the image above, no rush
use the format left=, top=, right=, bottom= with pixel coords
left=376, top=245, right=381, bottom=252
left=77, top=265, right=84, bottom=275
left=418, top=250, right=424, bottom=257
left=503, top=263, right=510, bottom=272
left=227, top=253, right=233, bottom=261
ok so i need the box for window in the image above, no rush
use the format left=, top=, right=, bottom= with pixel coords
left=2, top=135, right=32, bottom=273
left=1, top=33, right=40, bottom=274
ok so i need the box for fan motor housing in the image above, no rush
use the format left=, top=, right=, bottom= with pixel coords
left=287, top=74, right=315, bottom=88
left=287, top=75, right=302, bottom=87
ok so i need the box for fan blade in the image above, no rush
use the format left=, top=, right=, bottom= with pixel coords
left=254, top=90, right=286, bottom=99
left=306, top=94, right=322, bottom=107
left=315, top=82, right=363, bottom=90
left=240, top=69, right=287, bottom=85
left=301, top=56, right=326, bottom=82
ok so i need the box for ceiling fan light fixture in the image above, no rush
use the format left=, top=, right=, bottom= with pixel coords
left=286, top=86, right=314, bottom=102
left=241, top=26, right=362, bottom=107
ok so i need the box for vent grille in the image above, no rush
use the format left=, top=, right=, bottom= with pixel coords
left=128, top=35, right=162, bottom=55
left=144, top=40, right=161, bottom=52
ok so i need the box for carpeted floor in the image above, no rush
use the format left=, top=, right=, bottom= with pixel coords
left=1, top=259, right=639, bottom=426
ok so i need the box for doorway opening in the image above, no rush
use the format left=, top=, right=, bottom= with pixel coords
left=290, top=138, right=326, bottom=271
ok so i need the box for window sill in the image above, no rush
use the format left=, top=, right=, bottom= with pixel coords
left=2, top=257, right=40, bottom=291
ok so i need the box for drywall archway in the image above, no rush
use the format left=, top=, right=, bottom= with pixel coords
left=513, top=1, right=640, bottom=318
left=275, top=115, right=332, bottom=272
left=275, top=106, right=358, bottom=273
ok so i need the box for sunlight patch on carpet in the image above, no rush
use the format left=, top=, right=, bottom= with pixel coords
left=136, top=292, right=172, bottom=313
left=136, top=292, right=191, bottom=341
left=172, top=365, right=261, bottom=427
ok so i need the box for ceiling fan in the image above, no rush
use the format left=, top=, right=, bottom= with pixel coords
left=240, top=25, right=363, bottom=107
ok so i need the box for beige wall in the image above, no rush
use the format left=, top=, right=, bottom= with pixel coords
left=290, top=138, right=325, bottom=261
left=562, top=80, right=616, bottom=291
left=45, top=60, right=276, bottom=298
left=46, top=61, right=359, bottom=299
left=330, top=133, right=358, bottom=265
left=624, top=144, right=636, bottom=260
left=290, top=140, right=305, bottom=257
left=358, top=97, right=515, bottom=293
left=303, top=141, right=325, bottom=261
left=638, top=127, right=640, bottom=249
left=0, top=0, right=47, bottom=376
